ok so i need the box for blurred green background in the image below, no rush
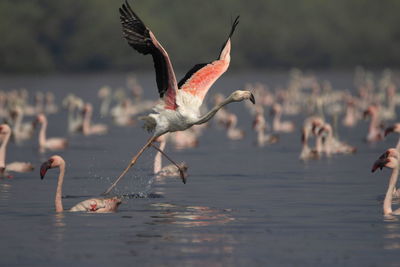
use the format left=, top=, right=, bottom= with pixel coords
left=0, top=0, right=399, bottom=73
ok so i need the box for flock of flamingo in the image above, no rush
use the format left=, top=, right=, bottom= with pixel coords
left=1, top=1, right=399, bottom=216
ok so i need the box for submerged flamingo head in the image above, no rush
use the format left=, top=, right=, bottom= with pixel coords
left=40, top=155, right=64, bottom=179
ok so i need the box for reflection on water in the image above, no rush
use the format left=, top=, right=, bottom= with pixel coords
left=151, top=203, right=234, bottom=227
left=384, top=217, right=400, bottom=250
left=0, top=182, right=12, bottom=204
left=52, top=213, right=66, bottom=243
left=137, top=203, right=237, bottom=265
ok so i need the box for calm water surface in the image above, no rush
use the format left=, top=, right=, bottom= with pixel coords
left=0, top=72, right=400, bottom=266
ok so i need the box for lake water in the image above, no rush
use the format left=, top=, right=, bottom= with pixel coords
left=0, top=71, right=399, bottom=266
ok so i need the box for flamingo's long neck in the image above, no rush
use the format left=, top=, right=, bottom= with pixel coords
left=55, top=162, right=65, bottom=212
left=301, top=128, right=310, bottom=150
left=273, top=111, right=281, bottom=130
left=194, top=95, right=234, bottom=125
left=384, top=167, right=399, bottom=215
left=369, top=112, right=379, bottom=131
left=100, top=96, right=112, bottom=117
left=14, top=111, right=22, bottom=132
left=395, top=136, right=400, bottom=152
left=82, top=110, right=91, bottom=135
left=0, top=131, right=10, bottom=168
left=315, top=134, right=322, bottom=154
left=39, top=121, right=47, bottom=148
left=256, top=126, right=263, bottom=144
left=154, top=138, right=166, bottom=174
left=67, top=106, right=75, bottom=132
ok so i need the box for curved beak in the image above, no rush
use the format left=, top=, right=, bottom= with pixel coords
left=40, top=161, right=51, bottom=179
left=249, top=93, right=255, bottom=104
left=371, top=158, right=389, bottom=173
left=385, top=126, right=395, bottom=137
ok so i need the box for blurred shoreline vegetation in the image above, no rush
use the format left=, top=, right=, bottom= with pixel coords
left=0, top=0, right=399, bottom=73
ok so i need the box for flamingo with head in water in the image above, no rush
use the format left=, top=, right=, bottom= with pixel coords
left=103, top=1, right=255, bottom=194
left=0, top=124, right=34, bottom=177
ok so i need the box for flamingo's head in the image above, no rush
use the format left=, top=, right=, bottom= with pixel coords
left=35, top=114, right=47, bottom=125
left=311, top=119, right=324, bottom=135
left=270, top=103, right=281, bottom=116
left=385, top=123, right=400, bottom=137
left=40, top=155, right=64, bottom=179
left=0, top=124, right=11, bottom=137
left=98, top=86, right=111, bottom=98
left=82, top=103, right=93, bottom=114
left=363, top=105, right=379, bottom=119
left=371, top=156, right=398, bottom=173
left=230, top=90, right=255, bottom=104
left=318, top=123, right=332, bottom=136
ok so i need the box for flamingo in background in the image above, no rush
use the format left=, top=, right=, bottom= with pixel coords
left=0, top=124, right=34, bottom=177
left=270, top=103, right=295, bottom=133
left=40, top=155, right=121, bottom=213
left=103, top=2, right=254, bottom=195
left=82, top=103, right=108, bottom=136
left=154, top=135, right=188, bottom=179
left=253, top=106, right=279, bottom=146
left=34, top=114, right=68, bottom=153
left=226, top=113, right=245, bottom=140
left=371, top=153, right=400, bottom=215
left=300, top=116, right=324, bottom=160
left=363, top=105, right=384, bottom=143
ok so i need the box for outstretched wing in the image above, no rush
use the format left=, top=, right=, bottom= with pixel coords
left=178, top=16, right=239, bottom=103
left=120, top=1, right=178, bottom=109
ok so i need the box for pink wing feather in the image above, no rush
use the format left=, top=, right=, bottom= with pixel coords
left=178, top=16, right=239, bottom=103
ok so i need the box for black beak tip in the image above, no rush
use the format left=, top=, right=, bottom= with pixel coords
left=250, top=93, right=255, bottom=104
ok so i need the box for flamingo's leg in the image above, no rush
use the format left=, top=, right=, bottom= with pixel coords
left=150, top=143, right=187, bottom=184
left=102, top=136, right=157, bottom=195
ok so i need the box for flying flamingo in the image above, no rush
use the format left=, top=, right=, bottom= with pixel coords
left=40, top=155, right=122, bottom=213
left=0, top=124, right=34, bottom=177
left=371, top=154, right=400, bottom=215
left=34, top=114, right=68, bottom=153
left=154, top=135, right=188, bottom=179
left=103, top=2, right=254, bottom=195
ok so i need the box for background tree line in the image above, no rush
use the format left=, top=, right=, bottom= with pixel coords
left=0, top=0, right=399, bottom=73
